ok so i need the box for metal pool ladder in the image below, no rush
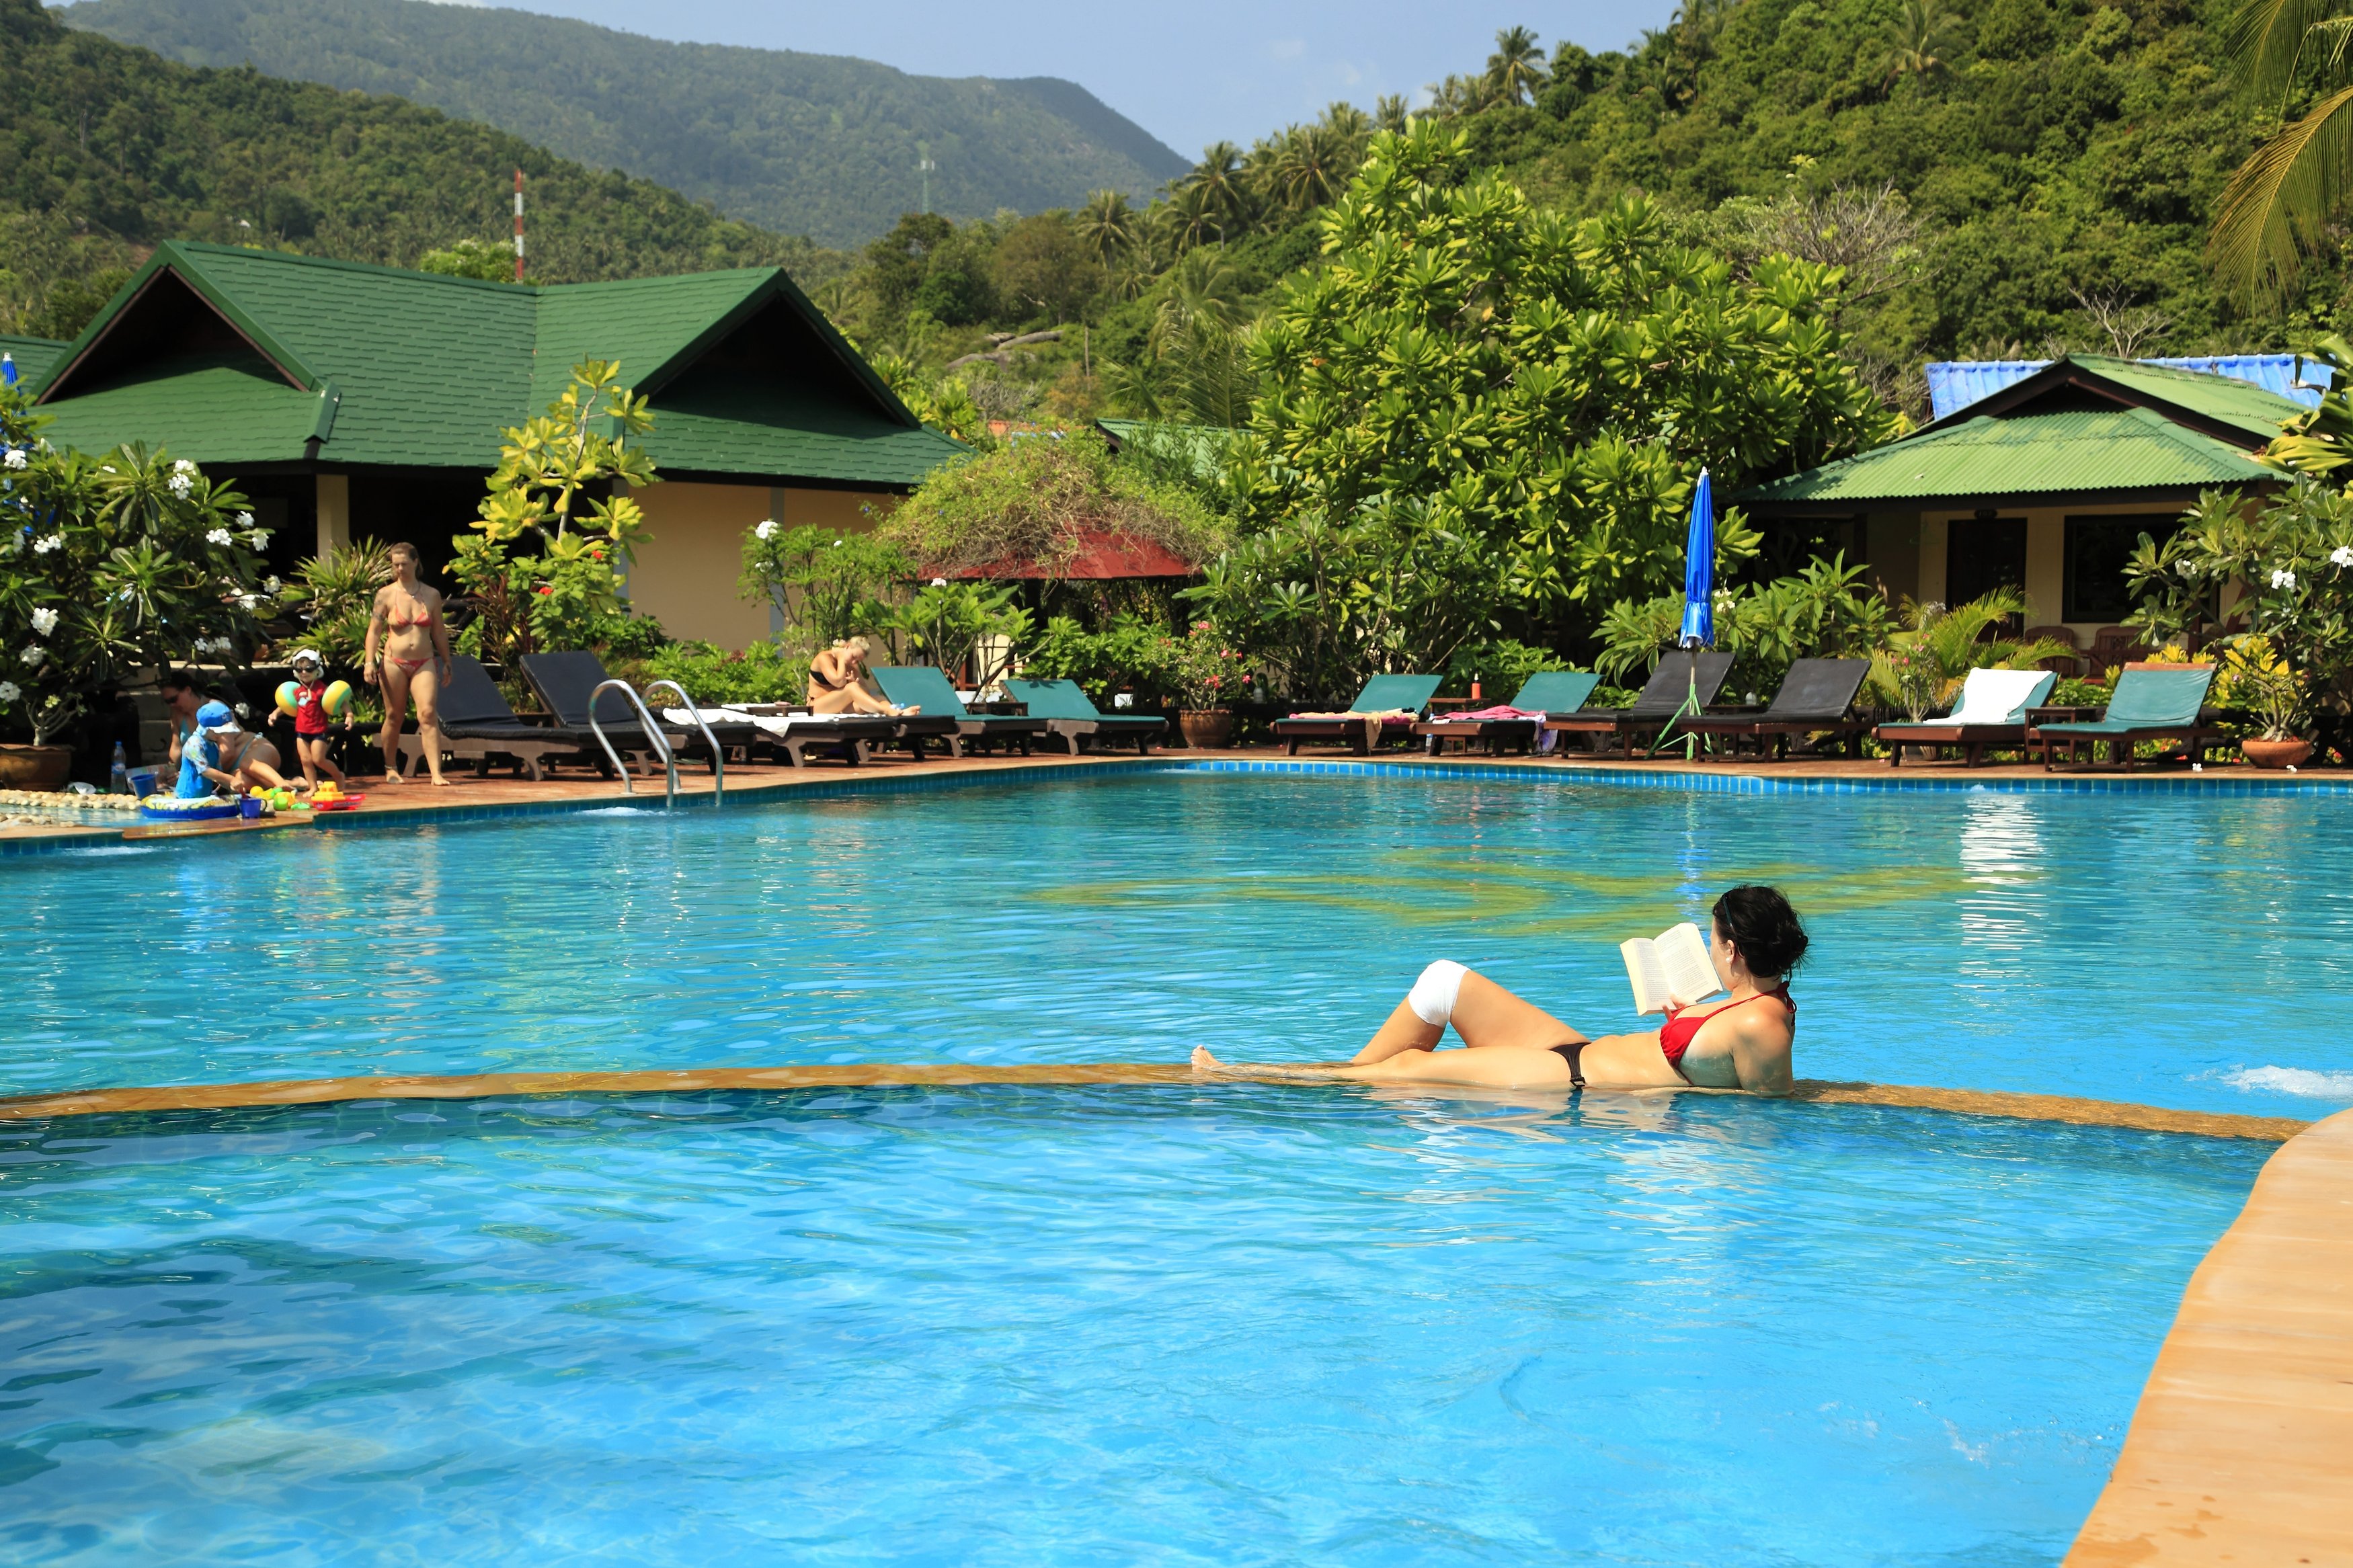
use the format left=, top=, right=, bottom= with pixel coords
left=587, top=678, right=678, bottom=808
left=644, top=679, right=723, bottom=809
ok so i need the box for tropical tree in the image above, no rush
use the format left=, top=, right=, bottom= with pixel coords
left=1181, top=142, right=1251, bottom=235
left=1216, top=122, right=1900, bottom=695
left=1880, top=0, right=1960, bottom=87
left=1076, top=190, right=1140, bottom=266
left=1487, top=26, right=1550, bottom=106
left=1268, top=125, right=1355, bottom=213
left=2208, top=0, right=2353, bottom=296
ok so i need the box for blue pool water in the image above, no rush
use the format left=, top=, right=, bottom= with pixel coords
left=2, top=770, right=2346, bottom=1563
left=5, top=771, right=2350, bottom=1118
left=0, top=1088, right=2269, bottom=1565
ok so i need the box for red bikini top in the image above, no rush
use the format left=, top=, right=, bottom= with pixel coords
left=1660, top=983, right=1794, bottom=1066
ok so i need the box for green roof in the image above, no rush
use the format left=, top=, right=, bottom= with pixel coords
left=1, top=335, right=67, bottom=386
left=1094, top=418, right=1237, bottom=481
left=1741, top=407, right=2278, bottom=511
left=2061, top=354, right=2309, bottom=442
left=30, top=241, right=959, bottom=487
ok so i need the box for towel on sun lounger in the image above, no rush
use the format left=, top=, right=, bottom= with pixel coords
left=1424, top=705, right=1545, bottom=722
left=1287, top=708, right=1419, bottom=722
left=1936, top=669, right=2057, bottom=727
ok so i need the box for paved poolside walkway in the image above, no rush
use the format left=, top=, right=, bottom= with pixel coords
left=3, top=742, right=2346, bottom=850
left=2067, top=1105, right=2353, bottom=1565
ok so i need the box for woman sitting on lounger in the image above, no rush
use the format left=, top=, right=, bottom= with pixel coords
left=1193, top=885, right=1805, bottom=1097
left=808, top=636, right=916, bottom=716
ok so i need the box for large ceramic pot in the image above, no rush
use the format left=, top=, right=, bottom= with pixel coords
left=1178, top=710, right=1235, bottom=750
left=2241, top=737, right=2314, bottom=770
left=0, top=745, right=75, bottom=792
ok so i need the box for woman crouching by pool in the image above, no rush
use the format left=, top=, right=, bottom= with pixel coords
left=1193, top=885, right=1806, bottom=1096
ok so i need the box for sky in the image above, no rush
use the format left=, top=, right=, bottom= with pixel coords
left=431, top=0, right=1684, bottom=158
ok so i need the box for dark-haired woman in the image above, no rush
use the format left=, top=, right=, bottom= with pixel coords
left=1191, top=886, right=1806, bottom=1096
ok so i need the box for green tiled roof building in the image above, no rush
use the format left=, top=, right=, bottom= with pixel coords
left=1739, top=354, right=2300, bottom=649
left=26, top=242, right=963, bottom=648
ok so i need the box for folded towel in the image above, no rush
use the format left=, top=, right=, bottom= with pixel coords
left=1289, top=708, right=1417, bottom=722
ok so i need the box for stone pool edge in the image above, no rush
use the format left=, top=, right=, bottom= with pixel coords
left=0, top=1064, right=2309, bottom=1142
left=3, top=753, right=2347, bottom=860
left=2065, top=1104, right=2353, bottom=1566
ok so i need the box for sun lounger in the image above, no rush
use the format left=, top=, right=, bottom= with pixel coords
left=2035, top=665, right=2222, bottom=772
left=664, top=703, right=905, bottom=768
left=1001, top=679, right=1164, bottom=755
left=1875, top=669, right=2057, bottom=767
left=1683, top=658, right=1872, bottom=761
left=397, top=654, right=604, bottom=780
left=1273, top=674, right=1443, bottom=755
left=871, top=666, right=1047, bottom=757
left=518, top=650, right=754, bottom=774
left=1544, top=653, right=1735, bottom=756
left=1414, top=671, right=1601, bottom=756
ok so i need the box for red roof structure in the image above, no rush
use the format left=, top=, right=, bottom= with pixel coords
left=936, top=529, right=1200, bottom=581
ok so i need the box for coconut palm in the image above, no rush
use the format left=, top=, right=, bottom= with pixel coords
left=1880, top=0, right=1958, bottom=86
left=1076, top=190, right=1138, bottom=267
left=1157, top=181, right=1224, bottom=255
left=1486, top=26, right=1549, bottom=106
left=1269, top=125, right=1353, bottom=212
left=2209, top=0, right=2353, bottom=297
left=1182, top=142, right=1250, bottom=233
left=1374, top=93, right=1412, bottom=134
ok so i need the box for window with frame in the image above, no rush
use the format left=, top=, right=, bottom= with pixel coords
left=2063, top=515, right=2180, bottom=622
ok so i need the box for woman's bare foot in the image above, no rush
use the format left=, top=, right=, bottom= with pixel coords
left=381, top=768, right=406, bottom=785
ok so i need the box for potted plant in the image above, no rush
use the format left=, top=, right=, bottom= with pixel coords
left=1172, top=620, right=1250, bottom=749
left=1, top=384, right=270, bottom=787
left=2219, top=636, right=2312, bottom=769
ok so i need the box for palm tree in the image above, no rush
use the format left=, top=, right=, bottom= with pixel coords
left=2210, top=0, right=2353, bottom=297
left=1157, top=181, right=1223, bottom=255
left=1880, top=0, right=1958, bottom=87
left=1320, top=100, right=1373, bottom=145
left=1374, top=93, right=1412, bottom=134
left=1182, top=142, right=1249, bottom=233
left=1152, top=249, right=1248, bottom=352
left=1269, top=125, right=1352, bottom=212
left=1486, top=26, right=1549, bottom=106
left=1076, top=190, right=1138, bottom=267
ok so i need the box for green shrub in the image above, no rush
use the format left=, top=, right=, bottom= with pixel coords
left=1445, top=638, right=1570, bottom=699
left=634, top=639, right=808, bottom=705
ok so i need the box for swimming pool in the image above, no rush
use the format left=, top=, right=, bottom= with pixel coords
left=0, top=1087, right=2268, bottom=1565
left=6, top=770, right=2349, bottom=1117
left=2, top=768, right=2344, bottom=1562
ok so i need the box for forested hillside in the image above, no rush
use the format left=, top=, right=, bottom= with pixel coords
left=0, top=0, right=834, bottom=338
left=59, top=0, right=1190, bottom=248
left=802, top=0, right=2351, bottom=427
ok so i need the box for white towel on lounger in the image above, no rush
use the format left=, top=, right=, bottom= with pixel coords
left=1936, top=669, right=2057, bottom=727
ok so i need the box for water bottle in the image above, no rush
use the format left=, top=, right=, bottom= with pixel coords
left=110, top=741, right=130, bottom=794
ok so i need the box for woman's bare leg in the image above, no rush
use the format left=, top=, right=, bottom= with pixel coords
left=378, top=662, right=411, bottom=784
left=409, top=663, right=448, bottom=786
left=1355, top=967, right=1585, bottom=1063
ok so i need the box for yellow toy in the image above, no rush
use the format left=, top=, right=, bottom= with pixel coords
left=276, top=681, right=301, bottom=716
left=313, top=780, right=344, bottom=801
left=322, top=679, right=354, bottom=717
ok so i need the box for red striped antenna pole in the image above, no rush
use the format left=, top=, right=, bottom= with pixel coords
left=512, top=169, right=525, bottom=282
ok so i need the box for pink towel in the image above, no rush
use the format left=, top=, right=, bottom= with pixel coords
left=1431, top=705, right=1544, bottom=721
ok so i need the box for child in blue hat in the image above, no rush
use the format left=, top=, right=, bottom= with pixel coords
left=175, top=701, right=242, bottom=798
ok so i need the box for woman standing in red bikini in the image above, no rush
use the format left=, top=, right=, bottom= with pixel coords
left=362, top=541, right=453, bottom=786
left=1192, top=886, right=1804, bottom=1096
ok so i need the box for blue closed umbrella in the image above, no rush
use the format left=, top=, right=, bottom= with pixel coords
left=1678, top=469, right=1714, bottom=648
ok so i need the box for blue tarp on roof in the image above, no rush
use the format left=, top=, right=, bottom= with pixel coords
left=1925, top=354, right=2334, bottom=420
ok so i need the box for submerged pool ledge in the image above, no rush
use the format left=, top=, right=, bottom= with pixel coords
left=2067, top=1105, right=2353, bottom=1565
left=0, top=1065, right=2309, bottom=1141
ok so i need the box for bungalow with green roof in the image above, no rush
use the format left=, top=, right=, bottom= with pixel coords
left=26, top=241, right=961, bottom=649
left=1741, top=354, right=2297, bottom=641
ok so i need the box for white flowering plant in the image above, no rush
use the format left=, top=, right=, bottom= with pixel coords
left=738, top=520, right=912, bottom=655
left=2127, top=479, right=2353, bottom=753
left=0, top=382, right=269, bottom=746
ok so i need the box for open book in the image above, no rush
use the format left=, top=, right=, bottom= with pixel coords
left=1620, top=922, right=1725, bottom=1016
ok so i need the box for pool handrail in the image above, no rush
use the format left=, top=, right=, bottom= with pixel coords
left=643, top=679, right=724, bottom=809
left=587, top=678, right=678, bottom=806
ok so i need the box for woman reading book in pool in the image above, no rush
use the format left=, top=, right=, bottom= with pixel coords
left=1192, top=884, right=1804, bottom=1096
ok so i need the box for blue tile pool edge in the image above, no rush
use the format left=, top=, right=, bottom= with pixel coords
left=2, top=753, right=2347, bottom=860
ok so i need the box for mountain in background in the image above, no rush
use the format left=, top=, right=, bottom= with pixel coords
left=0, top=0, right=829, bottom=339
left=57, top=0, right=1192, bottom=248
